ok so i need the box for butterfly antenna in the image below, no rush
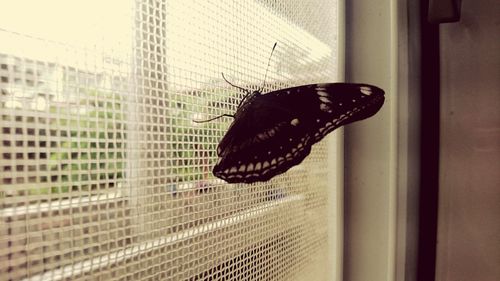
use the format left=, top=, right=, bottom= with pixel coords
left=260, top=42, right=277, bottom=92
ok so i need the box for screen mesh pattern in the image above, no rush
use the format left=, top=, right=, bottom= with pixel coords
left=0, top=0, right=340, bottom=280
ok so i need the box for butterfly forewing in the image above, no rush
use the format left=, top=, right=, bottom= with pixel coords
left=213, top=83, right=385, bottom=183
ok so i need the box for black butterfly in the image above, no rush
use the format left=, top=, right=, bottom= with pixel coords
left=196, top=45, right=385, bottom=183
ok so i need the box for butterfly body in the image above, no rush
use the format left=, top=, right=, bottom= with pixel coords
left=213, top=83, right=385, bottom=183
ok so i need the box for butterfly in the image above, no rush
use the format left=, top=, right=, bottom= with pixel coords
left=195, top=44, right=385, bottom=183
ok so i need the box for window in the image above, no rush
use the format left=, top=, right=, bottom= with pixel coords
left=1, top=1, right=342, bottom=280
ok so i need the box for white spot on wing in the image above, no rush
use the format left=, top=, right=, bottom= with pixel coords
left=317, top=90, right=329, bottom=97
left=255, top=162, right=262, bottom=170
left=247, top=163, right=254, bottom=172
left=291, top=118, right=300, bottom=126
left=239, top=165, right=246, bottom=172
left=319, top=96, right=331, bottom=103
left=230, top=167, right=237, bottom=173
left=360, top=86, right=373, bottom=95
left=263, top=161, right=270, bottom=169
left=320, top=103, right=330, bottom=112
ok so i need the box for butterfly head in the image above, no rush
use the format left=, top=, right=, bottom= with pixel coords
left=236, top=89, right=262, bottom=111
left=250, top=90, right=262, bottom=99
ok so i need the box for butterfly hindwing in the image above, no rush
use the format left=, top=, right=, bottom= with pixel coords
left=214, top=118, right=314, bottom=183
left=213, top=83, right=385, bottom=183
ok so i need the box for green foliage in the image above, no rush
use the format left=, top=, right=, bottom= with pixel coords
left=33, top=87, right=229, bottom=194
left=32, top=89, right=126, bottom=195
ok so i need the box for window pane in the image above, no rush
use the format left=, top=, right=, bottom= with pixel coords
left=0, top=0, right=341, bottom=280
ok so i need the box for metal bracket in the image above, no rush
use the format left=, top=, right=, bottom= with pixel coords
left=428, top=0, right=462, bottom=23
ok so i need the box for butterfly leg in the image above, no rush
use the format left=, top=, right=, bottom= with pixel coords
left=192, top=114, right=235, bottom=123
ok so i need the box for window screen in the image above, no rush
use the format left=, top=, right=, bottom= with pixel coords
left=0, top=0, right=341, bottom=280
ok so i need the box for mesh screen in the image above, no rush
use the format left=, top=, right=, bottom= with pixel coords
left=0, top=0, right=340, bottom=280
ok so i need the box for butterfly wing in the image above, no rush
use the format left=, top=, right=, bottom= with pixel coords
left=213, top=83, right=385, bottom=183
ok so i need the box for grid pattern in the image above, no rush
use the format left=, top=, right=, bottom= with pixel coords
left=0, top=0, right=340, bottom=280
